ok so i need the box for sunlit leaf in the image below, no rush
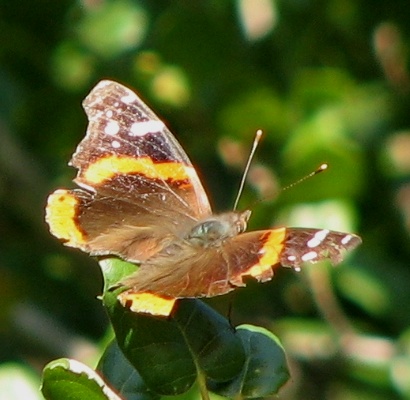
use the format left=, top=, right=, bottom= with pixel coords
left=41, top=359, right=120, bottom=400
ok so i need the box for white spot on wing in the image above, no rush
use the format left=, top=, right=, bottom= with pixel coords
left=258, top=248, right=266, bottom=255
left=97, top=80, right=112, bottom=88
left=106, top=110, right=113, bottom=118
left=112, top=140, right=121, bottom=148
left=287, top=255, right=296, bottom=261
left=341, top=234, right=353, bottom=245
left=121, top=92, right=137, bottom=104
left=130, top=120, right=165, bottom=137
left=307, top=229, right=330, bottom=248
left=301, top=251, right=318, bottom=262
left=105, top=120, right=120, bottom=136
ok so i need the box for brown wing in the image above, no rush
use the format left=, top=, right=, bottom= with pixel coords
left=118, top=228, right=286, bottom=298
left=46, top=80, right=211, bottom=262
left=119, top=227, right=361, bottom=300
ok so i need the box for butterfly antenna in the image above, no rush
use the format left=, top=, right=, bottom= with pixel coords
left=282, top=163, right=328, bottom=192
left=233, top=129, right=263, bottom=211
left=247, top=163, right=329, bottom=208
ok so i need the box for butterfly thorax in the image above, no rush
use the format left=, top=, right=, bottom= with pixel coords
left=135, top=210, right=252, bottom=273
left=185, top=210, right=251, bottom=247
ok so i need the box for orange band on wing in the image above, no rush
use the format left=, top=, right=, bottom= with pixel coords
left=118, top=291, right=177, bottom=317
left=45, top=190, right=86, bottom=247
left=246, top=228, right=287, bottom=279
left=82, top=155, right=193, bottom=185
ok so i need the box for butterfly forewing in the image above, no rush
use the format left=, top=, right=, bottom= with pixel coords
left=46, top=80, right=212, bottom=263
left=73, top=80, right=211, bottom=218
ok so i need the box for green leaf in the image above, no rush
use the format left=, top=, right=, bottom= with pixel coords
left=104, top=293, right=245, bottom=395
left=100, top=259, right=291, bottom=398
left=100, top=258, right=246, bottom=395
left=97, top=340, right=160, bottom=400
left=100, top=258, right=137, bottom=293
left=41, top=358, right=121, bottom=400
left=209, top=325, right=290, bottom=398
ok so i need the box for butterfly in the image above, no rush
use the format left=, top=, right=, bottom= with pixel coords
left=45, top=80, right=361, bottom=316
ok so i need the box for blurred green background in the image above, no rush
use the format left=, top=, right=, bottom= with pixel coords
left=1, top=0, right=410, bottom=399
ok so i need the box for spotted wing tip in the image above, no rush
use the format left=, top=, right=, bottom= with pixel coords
left=345, top=233, right=362, bottom=249
left=280, top=229, right=362, bottom=270
left=83, top=80, right=122, bottom=109
left=92, top=79, right=117, bottom=91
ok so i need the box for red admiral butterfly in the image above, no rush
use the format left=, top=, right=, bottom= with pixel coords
left=46, top=80, right=361, bottom=316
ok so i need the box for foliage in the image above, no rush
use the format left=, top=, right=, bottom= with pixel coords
left=41, top=258, right=289, bottom=399
left=1, top=0, right=410, bottom=399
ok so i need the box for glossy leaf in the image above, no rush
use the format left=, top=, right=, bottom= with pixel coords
left=41, top=358, right=120, bottom=400
left=208, top=325, right=290, bottom=398
left=97, top=340, right=159, bottom=400
left=101, top=258, right=246, bottom=396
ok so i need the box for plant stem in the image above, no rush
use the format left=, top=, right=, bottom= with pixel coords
left=197, top=370, right=210, bottom=400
